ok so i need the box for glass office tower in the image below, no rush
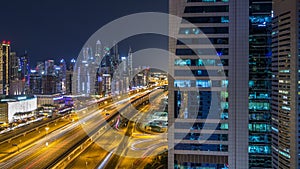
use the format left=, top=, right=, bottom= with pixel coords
left=272, top=0, right=300, bottom=168
left=248, top=0, right=272, bottom=168
left=169, top=0, right=249, bottom=168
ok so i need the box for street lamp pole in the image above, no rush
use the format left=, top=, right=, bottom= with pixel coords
left=45, top=127, right=50, bottom=147
left=45, top=127, right=49, bottom=134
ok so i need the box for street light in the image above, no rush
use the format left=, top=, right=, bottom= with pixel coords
left=45, top=127, right=49, bottom=134
left=45, top=127, right=50, bottom=147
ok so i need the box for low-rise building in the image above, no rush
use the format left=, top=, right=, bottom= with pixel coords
left=35, top=94, right=64, bottom=108
left=0, top=95, right=37, bottom=124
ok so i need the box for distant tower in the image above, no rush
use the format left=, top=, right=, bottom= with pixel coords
left=29, top=69, right=42, bottom=94
left=45, top=60, right=55, bottom=75
left=128, top=47, right=133, bottom=88
left=69, top=58, right=76, bottom=71
left=76, top=46, right=96, bottom=95
left=19, top=52, right=30, bottom=94
left=110, top=42, right=120, bottom=73
left=0, top=40, right=11, bottom=95
left=95, top=40, right=103, bottom=59
left=9, top=52, right=18, bottom=81
left=66, top=59, right=75, bottom=94
left=36, top=62, right=45, bottom=75
left=9, top=52, right=22, bottom=95
left=59, top=59, right=67, bottom=94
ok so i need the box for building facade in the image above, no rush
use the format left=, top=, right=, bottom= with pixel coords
left=272, top=0, right=300, bottom=168
left=0, top=95, right=37, bottom=124
left=19, top=52, right=30, bottom=94
left=29, top=70, right=42, bottom=94
left=0, top=41, right=11, bottom=95
left=169, top=0, right=249, bottom=168
left=248, top=0, right=273, bottom=168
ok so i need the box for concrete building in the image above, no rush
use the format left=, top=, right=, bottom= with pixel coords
left=271, top=0, right=300, bottom=168
left=169, top=0, right=249, bottom=168
left=0, top=95, right=37, bottom=124
left=35, top=94, right=64, bottom=108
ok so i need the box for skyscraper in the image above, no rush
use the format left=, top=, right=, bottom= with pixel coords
left=272, top=0, right=300, bottom=168
left=9, top=52, right=23, bottom=95
left=45, top=60, right=55, bottom=75
left=19, top=52, right=30, bottom=94
left=95, top=40, right=103, bottom=60
left=248, top=0, right=273, bottom=168
left=169, top=0, right=249, bottom=168
left=0, top=41, right=11, bottom=95
left=66, top=59, right=75, bottom=94
left=58, top=59, right=67, bottom=94
left=9, top=52, right=19, bottom=81
left=128, top=47, right=133, bottom=88
left=36, top=61, right=45, bottom=75
left=29, top=69, right=42, bottom=94
left=74, top=46, right=97, bottom=95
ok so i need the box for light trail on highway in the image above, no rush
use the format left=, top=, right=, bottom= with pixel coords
left=83, top=89, right=168, bottom=169
left=0, top=89, right=157, bottom=169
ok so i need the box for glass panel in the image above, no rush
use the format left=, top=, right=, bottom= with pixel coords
left=248, top=145, right=271, bottom=154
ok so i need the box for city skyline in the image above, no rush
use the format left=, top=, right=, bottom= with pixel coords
left=0, top=1, right=299, bottom=169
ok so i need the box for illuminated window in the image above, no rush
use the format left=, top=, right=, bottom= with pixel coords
left=174, top=59, right=191, bottom=66
left=249, top=16, right=272, bottom=24
left=196, top=80, right=211, bottom=88
left=221, top=91, right=228, bottom=99
left=248, top=123, right=271, bottom=132
left=220, top=123, right=228, bottom=130
left=221, top=80, right=228, bottom=87
left=249, top=113, right=270, bottom=121
left=281, top=106, right=291, bottom=111
left=249, top=135, right=270, bottom=143
left=220, top=112, right=228, bottom=119
left=221, top=16, right=229, bottom=23
left=248, top=145, right=271, bottom=154
left=249, top=102, right=270, bottom=110
left=174, top=80, right=192, bottom=87
left=221, top=102, right=228, bottom=109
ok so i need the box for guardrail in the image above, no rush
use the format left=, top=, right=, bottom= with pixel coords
left=0, top=117, right=64, bottom=146
left=48, top=125, right=110, bottom=169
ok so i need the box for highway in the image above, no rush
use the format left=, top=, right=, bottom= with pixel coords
left=1, top=107, right=102, bottom=169
left=0, top=89, right=156, bottom=169
left=0, top=116, right=73, bottom=163
left=116, top=91, right=168, bottom=169
left=65, top=89, right=168, bottom=169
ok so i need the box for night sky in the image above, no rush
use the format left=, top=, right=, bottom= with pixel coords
left=0, top=0, right=168, bottom=67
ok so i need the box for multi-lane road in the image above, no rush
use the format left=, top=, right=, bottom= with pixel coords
left=66, top=90, right=168, bottom=169
left=0, top=88, right=168, bottom=169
